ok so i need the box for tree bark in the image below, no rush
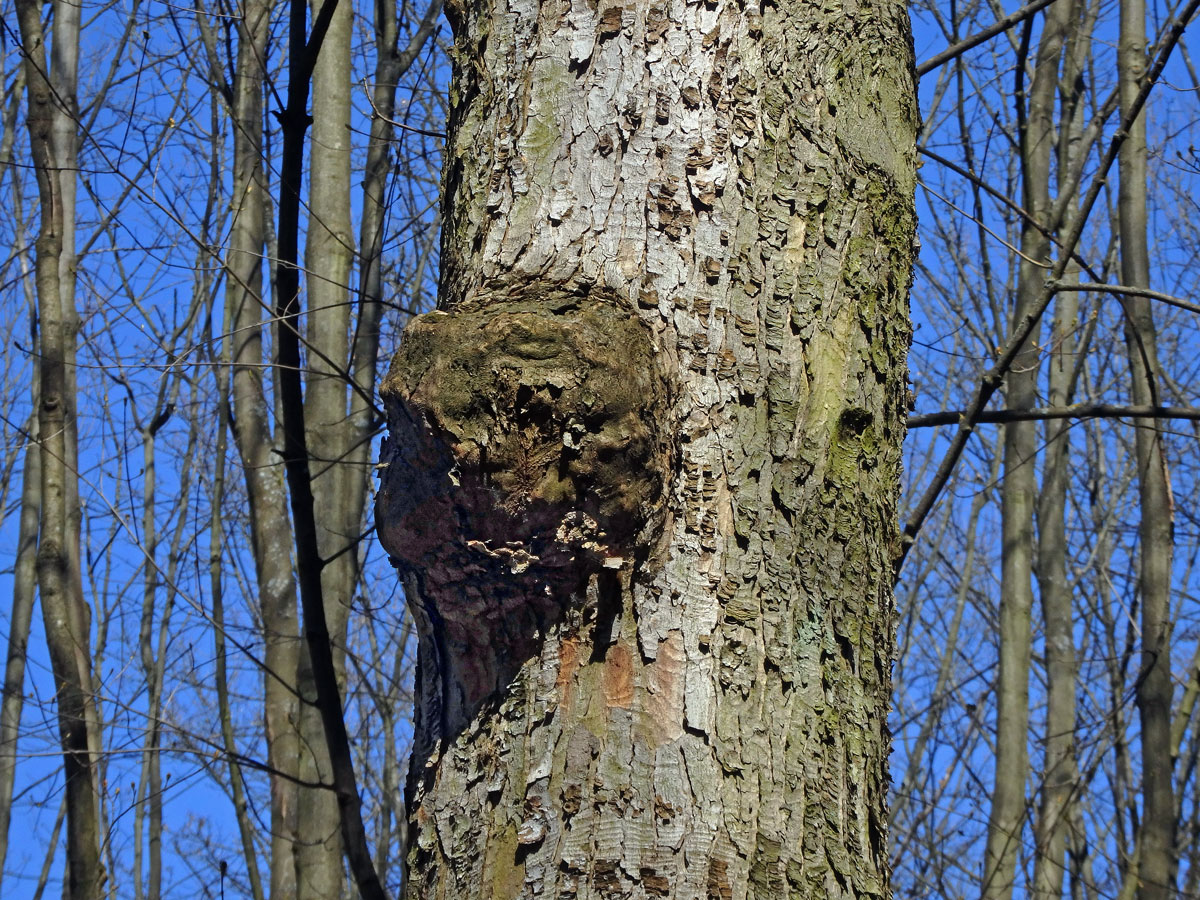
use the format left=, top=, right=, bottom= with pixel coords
left=0, top=420, right=39, bottom=890
left=1031, top=7, right=1092, bottom=892
left=211, top=289, right=268, bottom=900
left=14, top=0, right=106, bottom=897
left=982, top=7, right=1069, bottom=897
left=221, top=2, right=304, bottom=894
left=377, top=0, right=919, bottom=895
left=1117, top=0, right=1176, bottom=893
left=0, top=62, right=37, bottom=897
left=297, top=0, right=357, bottom=891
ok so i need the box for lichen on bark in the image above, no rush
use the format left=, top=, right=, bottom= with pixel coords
left=378, top=0, right=917, bottom=888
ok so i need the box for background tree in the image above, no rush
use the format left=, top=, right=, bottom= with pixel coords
left=1, top=0, right=441, bottom=895
left=2, top=0, right=1200, bottom=896
left=896, top=1, right=1200, bottom=897
left=10, top=0, right=104, bottom=897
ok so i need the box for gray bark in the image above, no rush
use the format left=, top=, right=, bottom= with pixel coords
left=13, top=0, right=106, bottom=896
left=1117, top=0, right=1176, bottom=893
left=211, top=292, right=268, bottom=900
left=1031, top=8, right=1091, bottom=892
left=0, top=422, right=39, bottom=888
left=298, top=0, right=356, bottom=891
left=982, top=6, right=1070, bottom=896
left=377, top=0, right=919, bottom=896
left=221, top=2, right=304, bottom=893
left=0, top=66, right=36, bottom=894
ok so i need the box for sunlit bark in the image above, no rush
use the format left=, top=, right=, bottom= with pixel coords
left=1117, top=0, right=1176, bottom=894
left=982, top=5, right=1071, bottom=895
left=13, top=0, right=105, bottom=895
left=220, top=1, right=304, bottom=893
left=378, top=0, right=919, bottom=895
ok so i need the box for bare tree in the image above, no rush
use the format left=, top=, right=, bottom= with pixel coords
left=1117, top=0, right=1176, bottom=894
left=11, top=0, right=105, bottom=896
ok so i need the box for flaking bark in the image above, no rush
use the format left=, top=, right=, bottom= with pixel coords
left=378, top=0, right=918, bottom=895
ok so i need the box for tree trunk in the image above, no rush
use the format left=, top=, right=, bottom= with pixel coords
left=14, top=0, right=105, bottom=897
left=983, top=7, right=1070, bottom=897
left=222, top=2, right=304, bottom=894
left=210, top=289, right=268, bottom=900
left=1117, top=0, right=1175, bottom=893
left=1031, top=6, right=1091, bottom=893
left=0, top=420, right=39, bottom=890
left=377, top=0, right=919, bottom=895
left=0, top=71, right=38, bottom=888
left=298, top=0, right=356, bottom=891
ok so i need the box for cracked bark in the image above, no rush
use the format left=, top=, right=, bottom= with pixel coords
left=378, top=0, right=918, bottom=895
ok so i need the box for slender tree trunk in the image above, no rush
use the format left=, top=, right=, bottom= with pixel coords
left=1118, top=0, right=1175, bottom=894
left=294, top=0, right=442, bottom=887
left=982, top=6, right=1069, bottom=897
left=0, top=420, right=39, bottom=888
left=377, top=0, right=919, bottom=895
left=222, top=2, right=303, bottom=894
left=1031, top=12, right=1091, bottom=891
left=1031, top=268, right=1079, bottom=900
left=272, top=0, right=388, bottom=893
left=211, top=288, right=268, bottom=900
left=13, top=0, right=105, bottom=896
left=297, top=0, right=356, bottom=891
left=0, top=72, right=38, bottom=887
left=134, top=421, right=161, bottom=900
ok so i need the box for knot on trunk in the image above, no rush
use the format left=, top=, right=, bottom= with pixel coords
left=376, top=292, right=673, bottom=623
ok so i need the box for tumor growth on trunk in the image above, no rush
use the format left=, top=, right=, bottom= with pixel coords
left=378, top=291, right=676, bottom=722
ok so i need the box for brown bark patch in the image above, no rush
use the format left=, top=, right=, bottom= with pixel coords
left=642, top=630, right=685, bottom=745
left=707, top=857, right=734, bottom=900
left=557, top=636, right=582, bottom=713
left=639, top=867, right=672, bottom=896
left=603, top=644, right=634, bottom=709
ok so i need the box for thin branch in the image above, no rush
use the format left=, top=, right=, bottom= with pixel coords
left=897, top=0, right=1200, bottom=574
left=909, top=404, right=1200, bottom=428
left=1052, top=281, right=1200, bottom=316
left=917, top=0, right=1059, bottom=76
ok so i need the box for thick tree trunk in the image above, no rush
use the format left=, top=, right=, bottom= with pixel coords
left=377, top=0, right=918, bottom=895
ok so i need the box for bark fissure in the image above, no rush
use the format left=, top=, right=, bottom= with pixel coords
left=379, top=0, right=918, bottom=895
